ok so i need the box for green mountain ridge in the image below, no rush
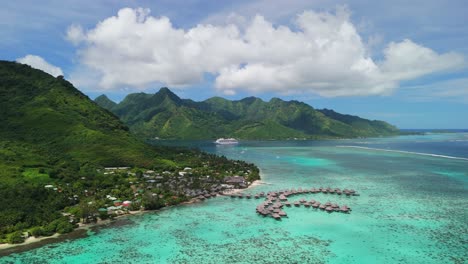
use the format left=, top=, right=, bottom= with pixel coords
left=97, top=88, right=399, bottom=140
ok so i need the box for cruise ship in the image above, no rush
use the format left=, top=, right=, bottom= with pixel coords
left=215, top=138, right=239, bottom=145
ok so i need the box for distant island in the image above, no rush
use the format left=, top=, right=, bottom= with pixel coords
left=95, top=88, right=399, bottom=140
left=0, top=61, right=259, bottom=246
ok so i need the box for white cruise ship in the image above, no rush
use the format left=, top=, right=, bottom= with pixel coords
left=215, top=138, right=239, bottom=145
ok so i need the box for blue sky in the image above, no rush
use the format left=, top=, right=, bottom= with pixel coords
left=1, top=0, right=467, bottom=128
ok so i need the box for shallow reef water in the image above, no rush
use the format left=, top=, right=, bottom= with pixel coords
left=2, top=133, right=467, bottom=263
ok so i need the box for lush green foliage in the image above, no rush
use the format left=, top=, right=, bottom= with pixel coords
left=0, top=61, right=259, bottom=243
left=97, top=88, right=400, bottom=140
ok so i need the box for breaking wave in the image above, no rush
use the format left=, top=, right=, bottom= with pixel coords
left=336, top=146, right=468, bottom=161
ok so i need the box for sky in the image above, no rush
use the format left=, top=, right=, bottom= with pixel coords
left=1, top=0, right=467, bottom=129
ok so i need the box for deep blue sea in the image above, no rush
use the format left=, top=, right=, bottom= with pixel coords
left=2, top=133, right=467, bottom=263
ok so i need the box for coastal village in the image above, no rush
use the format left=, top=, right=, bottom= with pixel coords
left=41, top=160, right=259, bottom=224
left=43, top=165, right=358, bottom=223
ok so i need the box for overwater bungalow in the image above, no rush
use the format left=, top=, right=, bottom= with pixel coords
left=272, top=213, right=281, bottom=220
left=340, top=206, right=350, bottom=213
left=312, top=203, right=319, bottom=208
left=254, top=195, right=259, bottom=199
left=319, top=204, right=326, bottom=210
left=304, top=203, right=311, bottom=208
left=325, top=201, right=331, bottom=207
left=294, top=201, right=300, bottom=207
left=278, top=211, right=287, bottom=217
left=246, top=194, right=252, bottom=199
left=325, top=207, right=333, bottom=213
left=285, top=201, right=291, bottom=207
left=299, top=198, right=307, bottom=203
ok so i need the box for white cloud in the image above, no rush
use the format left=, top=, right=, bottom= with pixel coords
left=67, top=7, right=465, bottom=96
left=16, top=55, right=64, bottom=77
left=380, top=39, right=465, bottom=81
left=65, top=24, right=86, bottom=45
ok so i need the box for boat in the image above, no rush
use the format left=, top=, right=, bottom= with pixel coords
left=215, top=138, right=239, bottom=144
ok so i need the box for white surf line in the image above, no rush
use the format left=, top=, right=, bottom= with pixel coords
left=336, top=145, right=468, bottom=161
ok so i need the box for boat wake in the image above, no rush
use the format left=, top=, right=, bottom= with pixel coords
left=336, top=146, right=468, bottom=161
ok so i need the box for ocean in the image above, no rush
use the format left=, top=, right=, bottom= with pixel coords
left=2, top=133, right=467, bottom=263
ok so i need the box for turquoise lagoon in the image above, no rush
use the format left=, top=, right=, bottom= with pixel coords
left=2, top=133, right=467, bottom=263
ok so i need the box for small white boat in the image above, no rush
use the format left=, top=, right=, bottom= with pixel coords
left=215, top=138, right=239, bottom=144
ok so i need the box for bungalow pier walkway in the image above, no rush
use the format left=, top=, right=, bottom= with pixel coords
left=228, top=187, right=359, bottom=220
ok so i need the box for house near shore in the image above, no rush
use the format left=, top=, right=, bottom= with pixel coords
left=224, top=176, right=247, bottom=188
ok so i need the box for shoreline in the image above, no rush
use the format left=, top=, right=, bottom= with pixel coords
left=220, top=180, right=267, bottom=195
left=0, top=179, right=264, bottom=256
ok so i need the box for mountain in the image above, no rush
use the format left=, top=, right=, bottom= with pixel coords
left=96, top=88, right=399, bottom=140
left=0, top=61, right=165, bottom=175
left=0, top=61, right=259, bottom=240
left=94, top=94, right=117, bottom=110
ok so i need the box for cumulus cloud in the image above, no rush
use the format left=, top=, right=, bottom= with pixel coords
left=67, top=7, right=465, bottom=96
left=16, top=55, right=64, bottom=77
left=380, top=39, right=465, bottom=81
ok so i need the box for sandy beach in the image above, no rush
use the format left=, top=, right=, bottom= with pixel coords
left=221, top=180, right=268, bottom=195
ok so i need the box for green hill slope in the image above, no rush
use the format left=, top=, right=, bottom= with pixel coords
left=0, top=61, right=259, bottom=242
left=96, top=88, right=399, bottom=140
left=0, top=61, right=165, bottom=173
